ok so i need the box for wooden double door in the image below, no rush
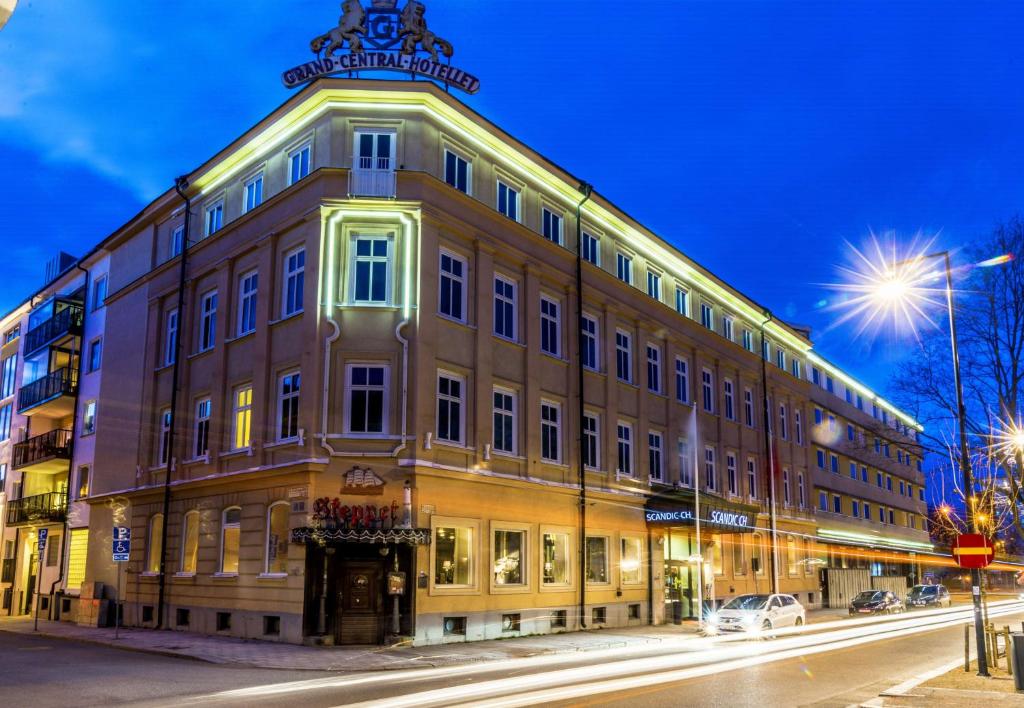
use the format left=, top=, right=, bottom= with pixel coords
left=336, top=560, right=384, bottom=645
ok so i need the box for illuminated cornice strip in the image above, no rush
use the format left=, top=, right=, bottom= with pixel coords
left=817, top=527, right=934, bottom=551
left=807, top=352, right=923, bottom=431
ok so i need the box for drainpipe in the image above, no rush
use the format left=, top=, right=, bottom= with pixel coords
left=574, top=181, right=592, bottom=629
left=155, top=176, right=192, bottom=629
left=759, top=310, right=780, bottom=595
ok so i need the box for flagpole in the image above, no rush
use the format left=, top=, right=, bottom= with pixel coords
left=691, top=404, right=703, bottom=630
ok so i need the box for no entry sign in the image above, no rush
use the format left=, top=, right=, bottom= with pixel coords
left=952, top=533, right=995, bottom=569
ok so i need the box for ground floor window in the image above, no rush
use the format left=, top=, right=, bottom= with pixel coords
left=220, top=507, right=241, bottom=574
left=493, top=528, right=525, bottom=587
left=266, top=502, right=290, bottom=575
left=146, top=514, right=163, bottom=573
left=586, top=536, right=609, bottom=584
left=620, top=536, right=643, bottom=585
left=435, top=524, right=474, bottom=587
left=542, top=531, right=571, bottom=586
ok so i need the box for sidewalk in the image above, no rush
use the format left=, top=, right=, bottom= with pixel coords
left=867, top=657, right=1024, bottom=707
left=0, top=607, right=847, bottom=672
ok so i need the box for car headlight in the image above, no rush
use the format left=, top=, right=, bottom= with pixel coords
left=707, top=612, right=719, bottom=626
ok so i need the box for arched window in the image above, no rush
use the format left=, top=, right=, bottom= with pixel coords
left=180, top=511, right=200, bottom=574
left=146, top=514, right=164, bottom=573
left=265, top=502, right=290, bottom=575
left=220, top=507, right=241, bottom=574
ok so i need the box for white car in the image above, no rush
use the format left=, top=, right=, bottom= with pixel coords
left=708, top=593, right=806, bottom=635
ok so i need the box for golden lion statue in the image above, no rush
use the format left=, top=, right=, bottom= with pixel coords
left=311, top=0, right=367, bottom=57
left=399, top=0, right=453, bottom=61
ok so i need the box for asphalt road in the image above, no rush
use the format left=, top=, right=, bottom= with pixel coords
left=2, top=604, right=1022, bottom=708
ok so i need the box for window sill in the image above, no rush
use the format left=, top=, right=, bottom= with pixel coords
left=154, top=363, right=174, bottom=374
left=431, top=440, right=473, bottom=452
left=541, top=352, right=568, bottom=364
left=494, top=335, right=525, bottom=349
left=225, top=330, right=255, bottom=345
left=437, top=314, right=473, bottom=329
left=219, top=447, right=254, bottom=460
left=337, top=302, right=400, bottom=311
left=263, top=438, right=299, bottom=450
left=490, top=451, right=525, bottom=461
left=258, top=572, right=288, bottom=580
left=269, top=310, right=303, bottom=327
left=182, top=455, right=210, bottom=465
left=173, top=572, right=196, bottom=579
left=188, top=348, right=215, bottom=361
left=541, top=460, right=569, bottom=469
left=429, top=586, right=480, bottom=596
left=490, top=585, right=531, bottom=595
left=339, top=433, right=399, bottom=441
left=139, top=572, right=161, bottom=579
left=212, top=572, right=239, bottom=579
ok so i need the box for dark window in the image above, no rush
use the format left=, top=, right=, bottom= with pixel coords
left=263, top=615, right=281, bottom=636
left=176, top=608, right=190, bottom=627
left=216, top=612, right=232, bottom=631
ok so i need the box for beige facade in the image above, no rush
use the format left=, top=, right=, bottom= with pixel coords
left=13, top=78, right=924, bottom=645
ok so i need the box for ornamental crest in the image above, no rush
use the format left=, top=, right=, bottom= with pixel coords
left=343, top=466, right=385, bottom=495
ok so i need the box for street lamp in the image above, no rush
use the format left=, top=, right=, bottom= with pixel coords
left=870, top=249, right=990, bottom=676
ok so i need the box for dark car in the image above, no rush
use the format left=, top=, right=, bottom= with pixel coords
left=906, top=584, right=951, bottom=609
left=849, top=590, right=904, bottom=615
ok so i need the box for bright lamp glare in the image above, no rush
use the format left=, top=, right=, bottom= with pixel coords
left=989, top=412, right=1024, bottom=461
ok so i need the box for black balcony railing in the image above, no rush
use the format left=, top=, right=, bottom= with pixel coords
left=12, top=429, right=73, bottom=470
left=1, top=559, right=14, bottom=583
left=5, top=493, right=67, bottom=526
left=17, top=367, right=77, bottom=413
left=24, top=304, right=83, bottom=356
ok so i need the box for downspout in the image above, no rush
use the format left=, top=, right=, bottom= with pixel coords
left=574, top=182, right=593, bottom=630
left=46, top=263, right=90, bottom=615
left=155, top=176, right=192, bottom=629
left=759, top=310, right=779, bottom=595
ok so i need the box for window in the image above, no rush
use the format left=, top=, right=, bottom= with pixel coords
left=243, top=172, right=263, bottom=213
left=818, top=491, right=828, bottom=511
left=282, top=247, right=306, bottom=317
left=791, top=358, right=800, bottom=378
left=732, top=536, right=747, bottom=576
left=876, top=471, right=883, bottom=487
left=861, top=465, right=868, bottom=483
left=701, top=368, right=714, bottom=413
left=747, top=458, right=758, bottom=500
left=620, top=537, right=643, bottom=585
left=444, top=149, right=470, bottom=193
left=497, top=180, right=519, bottom=220
left=277, top=371, right=301, bottom=442
left=847, top=424, right=855, bottom=442
left=92, top=275, right=108, bottom=310
left=722, top=315, right=734, bottom=341
left=849, top=462, right=857, bottom=479
left=542, top=207, right=563, bottom=245
left=794, top=409, right=803, bottom=444
left=220, top=507, right=241, bottom=574
left=857, top=394, right=864, bottom=410
left=723, top=379, right=735, bottom=420
left=814, top=408, right=823, bottom=425
left=288, top=141, right=311, bottom=185
left=852, top=500, right=861, bottom=519
left=832, top=495, right=842, bottom=514
left=438, top=251, right=466, bottom=322
left=87, top=338, right=102, bottom=373
left=775, top=348, right=785, bottom=370
left=266, top=503, right=289, bottom=575
left=171, top=225, right=184, bottom=258
left=0, top=354, right=15, bottom=398
left=180, top=511, right=199, bottom=574
left=678, top=439, right=693, bottom=487
left=744, top=388, right=754, bottom=427
left=886, top=476, right=893, bottom=491
left=76, top=465, right=90, bottom=499
left=493, top=528, right=526, bottom=586
left=581, top=315, right=598, bottom=371
left=232, top=385, right=253, bottom=450
left=158, top=408, right=171, bottom=464
left=541, top=402, right=561, bottom=462
left=492, top=388, right=516, bottom=455
left=199, top=291, right=218, bottom=352
left=615, top=330, right=632, bottom=382
left=346, top=364, right=388, bottom=434
left=434, top=524, right=475, bottom=586
left=879, top=506, right=886, bottom=523
left=889, top=509, right=895, bottom=524
left=779, top=404, right=788, bottom=439
left=616, top=252, right=632, bottom=285
left=786, top=537, right=799, bottom=577
left=742, top=329, right=753, bottom=352
left=675, top=357, right=689, bottom=403
left=646, top=270, right=661, bottom=300
left=616, top=422, right=633, bottom=476
left=436, top=372, right=464, bottom=444
left=646, top=344, right=661, bottom=393
left=826, top=375, right=834, bottom=393
left=816, top=449, right=826, bottom=470
left=751, top=533, right=764, bottom=575
left=146, top=514, right=164, bottom=574
left=761, top=338, right=770, bottom=361
left=82, top=401, right=96, bottom=434
left=863, top=502, right=871, bottom=520
left=828, top=415, right=836, bottom=433
left=0, top=403, right=11, bottom=441
left=648, top=432, right=663, bottom=481
left=585, top=536, right=609, bottom=583
left=350, top=235, right=391, bottom=304
left=798, top=472, right=806, bottom=508
left=493, top=275, right=517, bottom=340
left=726, top=453, right=738, bottom=495
left=205, top=200, right=223, bottom=237
left=675, top=287, right=689, bottom=316
left=582, top=231, right=600, bottom=265
left=164, top=309, right=178, bottom=366
left=540, top=296, right=560, bottom=356
left=830, top=454, right=839, bottom=474
left=237, top=270, right=258, bottom=336
left=704, top=446, right=717, bottom=491
left=711, top=534, right=723, bottom=575
left=700, top=302, right=713, bottom=330
left=194, top=398, right=211, bottom=458
left=582, top=413, right=600, bottom=469
left=543, top=532, right=571, bottom=585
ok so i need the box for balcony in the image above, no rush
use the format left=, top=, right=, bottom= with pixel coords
left=6, top=492, right=67, bottom=526
left=12, top=429, right=73, bottom=473
left=23, top=303, right=83, bottom=357
left=17, top=367, right=78, bottom=417
left=349, top=166, right=396, bottom=198
left=1, top=559, right=13, bottom=583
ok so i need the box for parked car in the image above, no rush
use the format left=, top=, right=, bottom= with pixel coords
left=906, top=584, right=951, bottom=608
left=848, top=590, right=904, bottom=615
left=709, top=593, right=806, bottom=635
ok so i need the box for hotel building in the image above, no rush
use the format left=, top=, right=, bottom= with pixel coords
left=1, top=78, right=929, bottom=644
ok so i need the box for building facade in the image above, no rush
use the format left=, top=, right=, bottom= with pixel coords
left=1, top=78, right=930, bottom=644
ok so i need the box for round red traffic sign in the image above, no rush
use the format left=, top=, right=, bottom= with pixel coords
left=952, top=533, right=995, bottom=569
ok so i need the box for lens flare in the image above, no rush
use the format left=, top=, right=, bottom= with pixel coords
left=977, top=253, right=1014, bottom=268
left=988, top=411, right=1024, bottom=461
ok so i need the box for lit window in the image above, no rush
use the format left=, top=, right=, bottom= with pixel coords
left=620, top=537, right=643, bottom=585
left=237, top=270, right=258, bottom=336
left=76, top=465, right=90, bottom=499
left=277, top=371, right=301, bottom=442
left=585, top=536, right=609, bottom=584
left=492, top=388, right=516, bottom=455
left=266, top=502, right=290, bottom=575
left=438, top=250, right=466, bottom=322
left=243, top=172, right=263, bottom=213
left=350, top=235, right=392, bottom=304
left=283, top=247, right=305, bottom=317
left=497, top=180, right=519, bottom=221
left=444, top=149, right=470, bottom=193
left=220, top=507, right=241, bottom=574
left=147, top=514, right=164, bottom=574
left=493, top=275, right=517, bottom=340
left=616, top=422, right=633, bottom=476
left=180, top=511, right=199, bottom=574
left=232, top=385, right=253, bottom=450
left=346, top=364, right=388, bottom=434
left=542, top=532, right=571, bottom=585
left=493, top=529, right=526, bottom=586
left=541, top=401, right=561, bottom=462
left=542, top=207, right=563, bottom=245
left=435, top=524, right=474, bottom=586
left=437, top=372, right=464, bottom=443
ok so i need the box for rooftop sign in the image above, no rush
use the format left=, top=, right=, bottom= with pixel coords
left=282, top=0, right=480, bottom=94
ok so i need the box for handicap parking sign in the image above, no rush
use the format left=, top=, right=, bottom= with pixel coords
left=112, top=538, right=131, bottom=562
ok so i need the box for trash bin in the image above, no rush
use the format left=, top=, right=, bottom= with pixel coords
left=671, top=600, right=682, bottom=625
left=1011, top=633, right=1024, bottom=691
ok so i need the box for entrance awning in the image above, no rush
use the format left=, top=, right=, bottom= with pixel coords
left=645, top=489, right=760, bottom=533
left=292, top=527, right=431, bottom=545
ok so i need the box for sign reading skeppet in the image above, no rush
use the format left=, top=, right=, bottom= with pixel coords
left=282, top=0, right=480, bottom=94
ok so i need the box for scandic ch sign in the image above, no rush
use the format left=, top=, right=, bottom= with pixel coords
left=645, top=507, right=750, bottom=529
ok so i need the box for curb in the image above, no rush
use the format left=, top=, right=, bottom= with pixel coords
left=0, top=626, right=223, bottom=666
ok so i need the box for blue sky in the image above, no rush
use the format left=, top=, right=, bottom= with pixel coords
left=1, top=1, right=1022, bottom=397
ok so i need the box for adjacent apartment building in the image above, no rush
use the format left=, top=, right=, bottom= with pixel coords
left=0, top=78, right=930, bottom=644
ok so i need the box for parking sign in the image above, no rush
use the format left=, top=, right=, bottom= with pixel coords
left=113, top=527, right=131, bottom=541
left=112, top=538, right=131, bottom=562
left=37, top=528, right=48, bottom=551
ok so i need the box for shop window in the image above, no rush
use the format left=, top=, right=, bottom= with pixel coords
left=732, top=537, right=747, bottom=576
left=585, top=536, right=609, bottom=584
left=493, top=528, right=525, bottom=587
left=434, top=524, right=474, bottom=587
left=265, top=502, right=290, bottom=575
left=711, top=534, right=723, bottom=575
left=542, top=532, right=570, bottom=586
left=620, top=536, right=643, bottom=585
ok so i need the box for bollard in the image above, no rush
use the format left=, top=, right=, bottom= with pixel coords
left=966, top=624, right=971, bottom=672
left=1007, top=627, right=1014, bottom=674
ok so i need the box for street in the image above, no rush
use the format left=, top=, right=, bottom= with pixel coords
left=2, top=603, right=1022, bottom=707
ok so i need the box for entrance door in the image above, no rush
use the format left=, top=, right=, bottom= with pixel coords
left=336, top=561, right=382, bottom=645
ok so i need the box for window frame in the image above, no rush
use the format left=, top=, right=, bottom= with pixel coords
left=581, top=313, right=599, bottom=371
left=348, top=233, right=395, bottom=306
left=490, top=522, right=530, bottom=592
left=491, top=386, right=517, bottom=456
left=648, top=431, right=663, bottom=482
left=616, top=252, right=633, bottom=285
left=615, top=329, right=632, bottom=383
left=496, top=179, right=521, bottom=221
left=344, top=363, right=390, bottom=436
left=541, top=206, right=564, bottom=245
left=231, top=384, right=253, bottom=451
left=646, top=343, right=661, bottom=394
left=236, top=269, right=259, bottom=337
left=179, top=510, right=200, bottom=575
left=430, top=516, right=480, bottom=594
left=264, top=501, right=290, bottom=576
left=493, top=274, right=518, bottom=341
left=282, top=246, right=306, bottom=318
left=436, top=370, right=466, bottom=445
left=539, top=295, right=561, bottom=357
left=198, top=290, right=218, bottom=353
left=674, top=356, right=689, bottom=404
left=540, top=399, right=562, bottom=463
left=277, top=370, right=301, bottom=443
left=287, top=139, right=312, bottom=186
left=243, top=170, right=264, bottom=214
left=219, top=506, right=242, bottom=575
left=616, top=421, right=634, bottom=477
left=443, top=148, right=471, bottom=194
left=204, top=198, right=224, bottom=237
left=438, top=248, right=468, bottom=323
